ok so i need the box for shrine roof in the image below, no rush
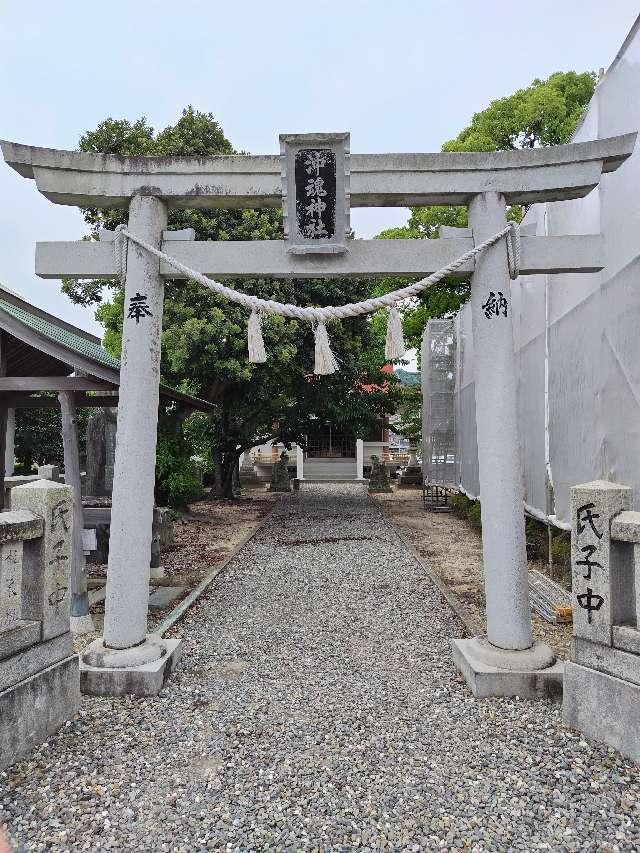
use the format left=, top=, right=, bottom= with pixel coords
left=0, top=287, right=120, bottom=372
left=0, top=285, right=212, bottom=410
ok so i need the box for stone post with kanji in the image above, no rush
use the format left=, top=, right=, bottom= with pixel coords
left=1, top=480, right=80, bottom=769
left=563, top=480, right=640, bottom=762
left=570, top=480, right=632, bottom=644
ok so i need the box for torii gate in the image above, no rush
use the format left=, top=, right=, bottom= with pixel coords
left=2, top=131, right=635, bottom=697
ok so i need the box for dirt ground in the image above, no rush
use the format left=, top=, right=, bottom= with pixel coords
left=76, top=486, right=278, bottom=651
left=374, top=487, right=572, bottom=659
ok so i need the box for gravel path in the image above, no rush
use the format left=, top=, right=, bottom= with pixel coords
left=3, top=484, right=640, bottom=851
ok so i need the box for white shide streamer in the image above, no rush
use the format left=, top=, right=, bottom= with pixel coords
left=114, top=223, right=520, bottom=374
left=247, top=309, right=267, bottom=363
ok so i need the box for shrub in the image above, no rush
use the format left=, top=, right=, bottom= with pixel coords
left=155, top=429, right=203, bottom=509
left=525, top=517, right=549, bottom=562
left=550, top=531, right=571, bottom=570
left=466, top=501, right=482, bottom=530
left=450, top=493, right=472, bottom=518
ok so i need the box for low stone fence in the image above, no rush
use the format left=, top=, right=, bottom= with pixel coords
left=0, top=480, right=79, bottom=770
left=564, top=480, right=640, bottom=761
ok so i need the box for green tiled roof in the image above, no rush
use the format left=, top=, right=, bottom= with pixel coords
left=0, top=294, right=120, bottom=372
left=395, top=368, right=420, bottom=387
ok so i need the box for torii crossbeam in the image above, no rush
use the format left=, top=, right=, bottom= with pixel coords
left=2, top=132, right=635, bottom=698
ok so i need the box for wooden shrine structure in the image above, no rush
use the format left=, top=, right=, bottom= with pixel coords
left=0, top=284, right=211, bottom=625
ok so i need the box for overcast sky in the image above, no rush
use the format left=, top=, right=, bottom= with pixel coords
left=1, top=0, right=638, bottom=337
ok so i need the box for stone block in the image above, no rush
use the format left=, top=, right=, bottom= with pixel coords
left=563, top=662, right=640, bottom=763
left=0, top=620, right=41, bottom=661
left=611, top=511, right=640, bottom=543
left=151, top=506, right=173, bottom=568
left=87, top=585, right=106, bottom=606
left=613, top=625, right=640, bottom=656
left=148, top=585, right=185, bottom=610
left=451, top=637, right=564, bottom=699
left=37, top=464, right=60, bottom=482
left=0, top=654, right=79, bottom=771
left=12, top=480, right=73, bottom=641
left=571, top=636, right=640, bottom=687
left=80, top=638, right=182, bottom=697
left=0, top=632, right=73, bottom=692
left=570, top=481, right=633, bottom=645
left=0, top=510, right=43, bottom=544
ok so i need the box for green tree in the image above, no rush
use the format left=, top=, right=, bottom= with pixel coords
left=393, top=385, right=422, bottom=447
left=67, top=108, right=397, bottom=501
left=376, top=71, right=596, bottom=350
left=14, top=404, right=90, bottom=474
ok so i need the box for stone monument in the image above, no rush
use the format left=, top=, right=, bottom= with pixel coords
left=239, top=452, right=261, bottom=487
left=399, top=448, right=423, bottom=487
left=368, top=455, right=392, bottom=494
left=563, top=480, right=640, bottom=762
left=269, top=451, right=291, bottom=493
left=0, top=480, right=80, bottom=769
left=85, top=407, right=118, bottom=497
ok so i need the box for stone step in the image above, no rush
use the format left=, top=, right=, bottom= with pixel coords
left=148, top=585, right=187, bottom=610
left=299, top=477, right=365, bottom=484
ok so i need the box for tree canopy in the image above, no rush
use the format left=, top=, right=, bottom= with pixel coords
left=66, top=108, right=398, bottom=502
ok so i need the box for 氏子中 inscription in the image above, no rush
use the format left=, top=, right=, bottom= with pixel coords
left=575, top=501, right=605, bottom=624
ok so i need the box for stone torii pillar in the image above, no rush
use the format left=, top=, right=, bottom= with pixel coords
left=449, top=192, right=562, bottom=698
left=81, top=195, right=181, bottom=695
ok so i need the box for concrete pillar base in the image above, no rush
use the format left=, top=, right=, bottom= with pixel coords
left=80, top=634, right=182, bottom=697
left=150, top=564, right=166, bottom=580
left=451, top=637, right=563, bottom=699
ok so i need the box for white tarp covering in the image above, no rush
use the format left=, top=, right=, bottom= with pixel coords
left=442, top=18, right=640, bottom=525
left=421, top=319, right=457, bottom=485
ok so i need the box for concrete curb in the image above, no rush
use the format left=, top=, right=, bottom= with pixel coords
left=370, top=494, right=483, bottom=638
left=156, top=496, right=282, bottom=637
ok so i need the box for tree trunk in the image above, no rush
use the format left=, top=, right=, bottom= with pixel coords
left=211, top=450, right=239, bottom=500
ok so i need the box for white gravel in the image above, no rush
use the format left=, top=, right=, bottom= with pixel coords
left=2, top=484, right=640, bottom=851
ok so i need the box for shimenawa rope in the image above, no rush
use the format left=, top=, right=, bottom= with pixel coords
left=114, top=222, right=520, bottom=374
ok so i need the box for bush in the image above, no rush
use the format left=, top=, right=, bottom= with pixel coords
left=155, top=429, right=203, bottom=509
left=550, top=531, right=571, bottom=570
left=450, top=493, right=482, bottom=529
left=525, top=517, right=549, bottom=562
left=466, top=501, right=482, bottom=530
left=450, top=493, right=472, bottom=518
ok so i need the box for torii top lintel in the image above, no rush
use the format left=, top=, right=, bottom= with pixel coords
left=1, top=133, right=635, bottom=209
